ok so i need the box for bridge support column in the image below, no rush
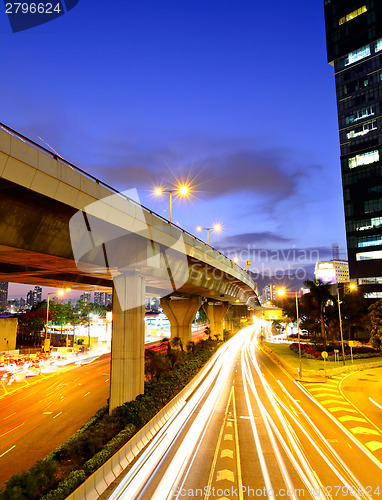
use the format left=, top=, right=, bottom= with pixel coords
left=203, top=302, right=229, bottom=340
left=160, top=296, right=201, bottom=346
left=109, top=272, right=145, bottom=413
left=224, top=306, right=235, bottom=333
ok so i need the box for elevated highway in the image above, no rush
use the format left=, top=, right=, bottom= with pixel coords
left=0, top=123, right=259, bottom=410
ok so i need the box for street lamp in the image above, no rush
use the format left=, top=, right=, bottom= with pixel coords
left=45, top=288, right=71, bottom=353
left=196, top=224, right=221, bottom=245
left=154, top=185, right=189, bottom=223
left=277, top=287, right=303, bottom=379
left=337, top=282, right=357, bottom=366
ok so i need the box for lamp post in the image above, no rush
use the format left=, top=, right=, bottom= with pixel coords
left=154, top=185, right=189, bottom=223
left=337, top=283, right=357, bottom=366
left=277, top=288, right=303, bottom=379
left=196, top=224, right=221, bottom=245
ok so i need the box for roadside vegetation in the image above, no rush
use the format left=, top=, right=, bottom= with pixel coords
left=0, top=330, right=231, bottom=500
left=272, top=280, right=382, bottom=365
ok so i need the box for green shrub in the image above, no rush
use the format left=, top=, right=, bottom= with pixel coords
left=1, top=339, right=222, bottom=500
left=40, top=470, right=86, bottom=500
left=84, top=424, right=135, bottom=474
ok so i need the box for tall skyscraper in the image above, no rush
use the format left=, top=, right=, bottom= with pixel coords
left=0, top=282, right=8, bottom=311
left=94, top=292, right=105, bottom=306
left=33, top=286, right=42, bottom=305
left=324, top=1, right=382, bottom=298
left=80, top=292, right=91, bottom=305
left=26, top=290, right=34, bottom=307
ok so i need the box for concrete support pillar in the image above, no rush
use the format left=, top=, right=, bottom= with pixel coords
left=109, top=272, right=145, bottom=413
left=203, top=302, right=229, bottom=340
left=160, top=296, right=201, bottom=346
left=224, top=306, right=235, bottom=333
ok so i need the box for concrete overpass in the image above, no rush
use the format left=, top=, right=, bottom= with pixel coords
left=0, top=123, right=259, bottom=410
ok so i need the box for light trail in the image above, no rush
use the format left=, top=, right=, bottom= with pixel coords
left=241, top=331, right=322, bottom=499
left=247, top=321, right=380, bottom=499
left=109, top=329, right=248, bottom=500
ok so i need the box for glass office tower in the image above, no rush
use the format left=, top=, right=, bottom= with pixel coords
left=324, top=0, right=382, bottom=297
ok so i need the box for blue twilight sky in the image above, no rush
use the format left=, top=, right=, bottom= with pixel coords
left=0, top=1, right=346, bottom=297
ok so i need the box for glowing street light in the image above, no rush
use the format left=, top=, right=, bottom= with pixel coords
left=154, top=185, right=189, bottom=223
left=196, top=224, right=221, bottom=245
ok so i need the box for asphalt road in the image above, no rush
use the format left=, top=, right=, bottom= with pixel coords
left=0, top=353, right=110, bottom=485
left=106, top=322, right=382, bottom=500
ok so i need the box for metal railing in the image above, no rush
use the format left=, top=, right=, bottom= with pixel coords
left=0, top=122, right=254, bottom=289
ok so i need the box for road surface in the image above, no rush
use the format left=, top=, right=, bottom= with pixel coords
left=0, top=353, right=110, bottom=485
left=104, top=322, right=382, bottom=499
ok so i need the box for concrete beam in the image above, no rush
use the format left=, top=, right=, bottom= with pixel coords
left=109, top=272, right=145, bottom=413
left=203, top=302, right=229, bottom=340
left=160, top=296, right=201, bottom=346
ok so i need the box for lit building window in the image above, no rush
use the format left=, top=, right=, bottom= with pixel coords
left=346, top=120, right=377, bottom=139
left=365, top=198, right=382, bottom=213
left=345, top=106, right=374, bottom=125
left=375, top=39, right=382, bottom=53
left=356, top=250, right=382, bottom=260
left=342, top=45, right=371, bottom=67
left=364, top=292, right=382, bottom=298
left=339, top=6, right=367, bottom=25
left=348, top=150, right=379, bottom=169
left=359, top=277, right=382, bottom=284
left=358, top=236, right=382, bottom=248
left=353, top=217, right=382, bottom=231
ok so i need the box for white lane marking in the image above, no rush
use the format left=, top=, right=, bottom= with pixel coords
left=84, top=392, right=90, bottom=397
left=53, top=412, right=62, bottom=419
left=0, top=445, right=16, bottom=458
left=370, top=397, right=382, bottom=411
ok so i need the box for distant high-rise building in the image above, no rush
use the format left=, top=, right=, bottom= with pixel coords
left=0, top=282, right=8, bottom=311
left=261, top=284, right=277, bottom=303
left=324, top=1, right=382, bottom=298
left=26, top=290, right=34, bottom=307
left=105, top=293, right=112, bottom=306
left=80, top=292, right=91, bottom=305
left=94, top=292, right=105, bottom=306
left=315, top=260, right=349, bottom=284
left=33, top=286, right=42, bottom=305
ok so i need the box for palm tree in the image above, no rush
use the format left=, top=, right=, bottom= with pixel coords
left=303, top=279, right=333, bottom=346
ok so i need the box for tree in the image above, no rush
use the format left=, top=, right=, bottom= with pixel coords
left=368, top=298, right=382, bottom=351
left=303, top=279, right=333, bottom=346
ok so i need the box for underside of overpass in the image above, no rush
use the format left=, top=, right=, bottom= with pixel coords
left=0, top=124, right=260, bottom=411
